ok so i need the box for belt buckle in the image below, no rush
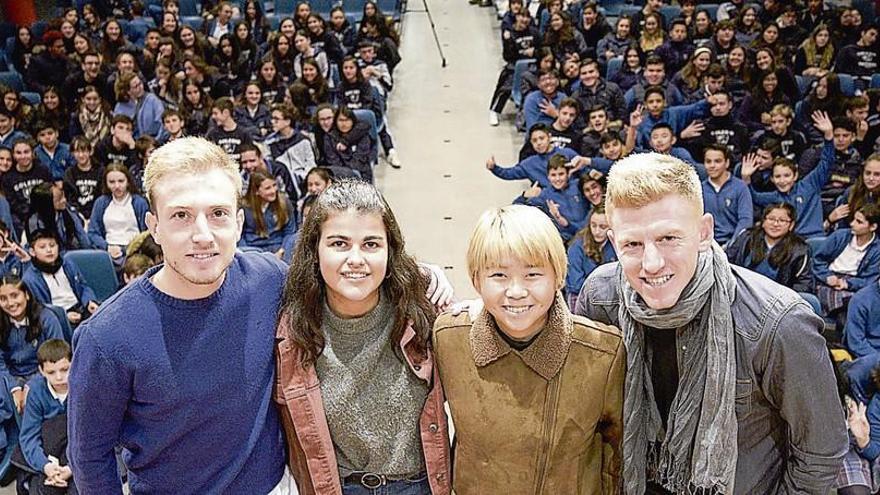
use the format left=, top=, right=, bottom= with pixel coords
left=360, top=472, right=386, bottom=489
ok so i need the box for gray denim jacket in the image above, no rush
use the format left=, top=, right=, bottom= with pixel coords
left=576, top=262, right=848, bottom=494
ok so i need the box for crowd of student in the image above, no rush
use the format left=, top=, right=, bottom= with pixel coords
left=0, top=0, right=408, bottom=491
left=484, top=0, right=880, bottom=490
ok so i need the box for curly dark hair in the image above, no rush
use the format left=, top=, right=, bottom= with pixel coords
left=279, top=179, right=435, bottom=366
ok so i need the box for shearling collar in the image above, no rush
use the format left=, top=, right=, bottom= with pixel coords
left=469, top=292, right=573, bottom=381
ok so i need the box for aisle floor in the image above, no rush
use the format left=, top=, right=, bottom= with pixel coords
left=376, top=0, right=528, bottom=299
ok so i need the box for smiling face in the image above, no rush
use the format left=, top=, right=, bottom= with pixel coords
left=319, top=209, right=387, bottom=317
left=704, top=149, right=729, bottom=181
left=579, top=63, right=600, bottom=88
left=610, top=194, right=713, bottom=310
left=0, top=283, right=28, bottom=321
left=146, top=169, right=243, bottom=300
left=864, top=160, right=880, bottom=191
left=582, top=179, right=604, bottom=205
left=548, top=166, right=568, bottom=190
left=771, top=162, right=796, bottom=193
left=530, top=130, right=551, bottom=154
left=257, top=177, right=277, bottom=203
left=762, top=207, right=793, bottom=241
left=477, top=256, right=556, bottom=341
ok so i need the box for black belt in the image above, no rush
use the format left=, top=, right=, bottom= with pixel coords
left=343, top=471, right=425, bottom=489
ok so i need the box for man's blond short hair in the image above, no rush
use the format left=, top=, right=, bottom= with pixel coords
left=467, top=205, right=567, bottom=290
left=143, top=137, right=241, bottom=209
left=605, top=152, right=703, bottom=220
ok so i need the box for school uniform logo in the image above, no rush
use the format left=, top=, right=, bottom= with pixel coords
left=725, top=198, right=732, bottom=208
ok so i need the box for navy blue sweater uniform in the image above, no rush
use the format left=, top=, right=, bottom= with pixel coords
left=20, top=374, right=67, bottom=473
left=68, top=253, right=287, bottom=494
left=0, top=308, right=64, bottom=382
left=490, top=24, right=540, bottom=114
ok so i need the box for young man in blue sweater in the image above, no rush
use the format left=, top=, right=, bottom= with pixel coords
left=20, top=339, right=74, bottom=493
left=68, top=137, right=293, bottom=494
left=635, top=85, right=718, bottom=149
left=522, top=70, right=567, bottom=131
left=701, top=144, right=753, bottom=245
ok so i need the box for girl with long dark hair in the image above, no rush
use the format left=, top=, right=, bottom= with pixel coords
left=329, top=7, right=357, bottom=54
left=275, top=179, right=450, bottom=495
left=255, top=58, right=287, bottom=105
left=829, top=154, right=880, bottom=229
left=0, top=275, right=64, bottom=407
left=726, top=203, right=814, bottom=293
left=736, top=69, right=791, bottom=133
left=323, top=106, right=374, bottom=182
left=240, top=169, right=298, bottom=262
left=242, top=0, right=270, bottom=45
left=543, top=12, right=587, bottom=63
left=564, top=205, right=616, bottom=308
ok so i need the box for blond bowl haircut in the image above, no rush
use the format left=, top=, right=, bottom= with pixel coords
left=604, top=152, right=703, bottom=222
left=143, top=136, right=242, bottom=209
left=466, top=205, right=568, bottom=290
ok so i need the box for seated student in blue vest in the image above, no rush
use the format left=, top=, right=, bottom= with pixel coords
left=701, top=144, right=752, bottom=245
left=238, top=169, right=298, bottom=263
left=22, top=230, right=98, bottom=327
left=514, top=155, right=588, bottom=242
left=20, top=339, right=75, bottom=494
left=564, top=204, right=616, bottom=308
left=33, top=121, right=73, bottom=182
left=0, top=275, right=65, bottom=414
left=813, top=203, right=880, bottom=334
left=743, top=111, right=835, bottom=239
left=845, top=279, right=880, bottom=359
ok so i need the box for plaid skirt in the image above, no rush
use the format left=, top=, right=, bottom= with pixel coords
left=837, top=443, right=880, bottom=490
left=818, top=284, right=855, bottom=314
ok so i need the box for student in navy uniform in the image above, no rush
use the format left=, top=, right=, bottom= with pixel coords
left=235, top=83, right=272, bottom=142
left=845, top=279, right=880, bottom=359
left=835, top=24, right=878, bottom=91
left=0, top=275, right=65, bottom=413
left=87, top=164, right=150, bottom=265
left=23, top=230, right=99, bottom=327
left=239, top=170, right=298, bottom=263
left=92, top=115, right=140, bottom=172
left=158, top=108, right=187, bottom=145
left=514, top=155, right=588, bottom=241
left=518, top=98, right=581, bottom=160
left=265, top=103, right=317, bottom=190
left=206, top=97, right=255, bottom=167
left=490, top=7, right=540, bottom=125
left=64, top=136, right=104, bottom=223
left=829, top=154, right=880, bottom=230
left=754, top=104, right=807, bottom=163
left=20, top=339, right=75, bottom=494
left=33, top=121, right=72, bottom=182
left=487, top=124, right=580, bottom=190
left=571, top=58, right=627, bottom=123
left=743, top=111, right=835, bottom=239
left=323, top=106, right=374, bottom=182
left=1, top=138, right=52, bottom=236
left=25, top=182, right=90, bottom=253
left=726, top=203, right=816, bottom=309
left=338, top=56, right=382, bottom=121
left=701, top=144, right=752, bottom=245
left=564, top=204, right=615, bottom=308
left=813, top=203, right=880, bottom=328
left=0, top=107, right=31, bottom=150
left=523, top=69, right=567, bottom=131
left=680, top=90, right=749, bottom=164
left=239, top=143, right=298, bottom=203
left=800, top=117, right=863, bottom=215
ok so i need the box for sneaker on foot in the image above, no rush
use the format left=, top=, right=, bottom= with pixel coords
left=388, top=149, right=402, bottom=168
left=489, top=111, right=500, bottom=126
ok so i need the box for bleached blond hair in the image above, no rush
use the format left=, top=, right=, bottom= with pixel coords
left=605, top=152, right=703, bottom=221
left=142, top=137, right=241, bottom=209
left=467, top=205, right=567, bottom=290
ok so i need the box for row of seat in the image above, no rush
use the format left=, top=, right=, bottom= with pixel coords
left=509, top=55, right=880, bottom=109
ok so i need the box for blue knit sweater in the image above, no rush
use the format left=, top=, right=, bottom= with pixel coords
left=68, top=252, right=287, bottom=494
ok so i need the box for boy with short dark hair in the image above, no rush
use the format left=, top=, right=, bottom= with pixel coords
left=20, top=339, right=74, bottom=493
left=0, top=107, right=29, bottom=149
left=206, top=97, right=254, bottom=166
left=158, top=108, right=187, bottom=145
left=33, top=121, right=72, bottom=181
left=92, top=115, right=139, bottom=171
left=22, top=230, right=98, bottom=326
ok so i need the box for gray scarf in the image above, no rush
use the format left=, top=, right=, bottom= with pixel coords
left=619, top=242, right=738, bottom=494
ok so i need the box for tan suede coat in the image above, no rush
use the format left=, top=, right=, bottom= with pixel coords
left=432, top=294, right=624, bottom=495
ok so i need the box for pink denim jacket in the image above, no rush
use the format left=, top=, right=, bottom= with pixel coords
left=273, top=317, right=452, bottom=495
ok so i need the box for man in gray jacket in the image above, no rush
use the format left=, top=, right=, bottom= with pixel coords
left=575, top=152, right=847, bottom=494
